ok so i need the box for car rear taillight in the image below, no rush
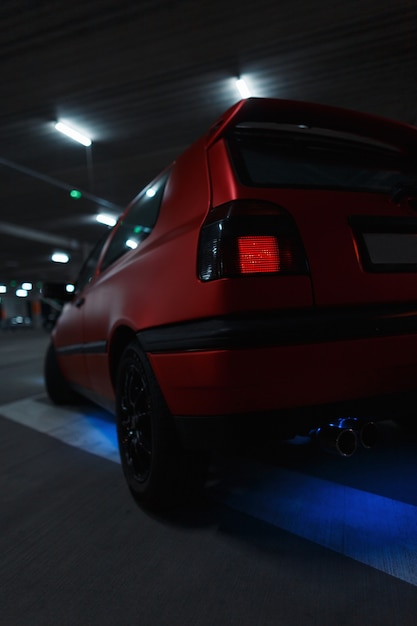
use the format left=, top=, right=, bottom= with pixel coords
left=238, top=235, right=280, bottom=273
left=198, top=200, right=309, bottom=281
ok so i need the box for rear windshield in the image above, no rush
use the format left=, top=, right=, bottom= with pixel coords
left=227, top=125, right=417, bottom=193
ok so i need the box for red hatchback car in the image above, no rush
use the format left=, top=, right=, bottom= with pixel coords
left=45, top=98, right=417, bottom=510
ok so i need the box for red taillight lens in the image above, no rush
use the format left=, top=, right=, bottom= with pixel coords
left=238, top=236, right=280, bottom=274
left=198, top=200, right=309, bottom=281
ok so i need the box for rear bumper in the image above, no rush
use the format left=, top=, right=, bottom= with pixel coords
left=139, top=303, right=417, bottom=352
left=173, top=389, right=417, bottom=449
left=139, top=305, right=417, bottom=443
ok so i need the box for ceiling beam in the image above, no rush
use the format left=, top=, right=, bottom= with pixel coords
left=0, top=220, right=82, bottom=250
left=0, top=156, right=123, bottom=213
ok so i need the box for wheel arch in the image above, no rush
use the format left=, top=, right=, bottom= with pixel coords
left=108, top=325, right=138, bottom=390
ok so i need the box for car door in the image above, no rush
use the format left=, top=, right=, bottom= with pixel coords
left=53, top=234, right=110, bottom=391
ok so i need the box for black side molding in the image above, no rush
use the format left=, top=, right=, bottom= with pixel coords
left=138, top=304, right=417, bottom=353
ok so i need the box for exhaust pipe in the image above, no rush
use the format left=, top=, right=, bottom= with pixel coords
left=337, top=417, right=378, bottom=449
left=312, top=417, right=378, bottom=457
left=314, top=423, right=358, bottom=457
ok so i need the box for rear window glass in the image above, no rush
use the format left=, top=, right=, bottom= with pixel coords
left=227, top=125, right=417, bottom=193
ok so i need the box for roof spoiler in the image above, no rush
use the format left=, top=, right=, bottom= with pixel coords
left=205, top=98, right=417, bottom=153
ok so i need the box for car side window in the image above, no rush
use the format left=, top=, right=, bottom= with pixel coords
left=100, top=172, right=170, bottom=273
left=74, top=234, right=110, bottom=294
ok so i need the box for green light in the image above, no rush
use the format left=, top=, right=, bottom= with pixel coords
left=10, top=280, right=17, bottom=287
left=133, top=226, right=142, bottom=234
left=70, top=189, right=82, bottom=200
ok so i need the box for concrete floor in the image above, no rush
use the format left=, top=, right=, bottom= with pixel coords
left=1, top=329, right=417, bottom=625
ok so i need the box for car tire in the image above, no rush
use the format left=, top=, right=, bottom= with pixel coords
left=44, top=341, right=81, bottom=405
left=116, top=339, right=209, bottom=512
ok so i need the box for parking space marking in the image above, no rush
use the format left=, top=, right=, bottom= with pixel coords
left=0, top=394, right=119, bottom=463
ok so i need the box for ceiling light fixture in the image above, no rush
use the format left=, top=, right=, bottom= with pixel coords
left=16, top=289, right=28, bottom=298
left=51, top=251, right=70, bottom=264
left=96, top=213, right=117, bottom=227
left=55, top=122, right=92, bottom=147
left=235, top=77, right=251, bottom=99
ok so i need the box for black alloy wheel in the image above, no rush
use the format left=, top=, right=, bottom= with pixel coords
left=116, top=339, right=209, bottom=512
left=118, top=349, right=153, bottom=485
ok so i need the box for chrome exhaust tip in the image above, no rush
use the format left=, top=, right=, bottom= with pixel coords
left=337, top=417, right=378, bottom=449
left=314, top=424, right=358, bottom=457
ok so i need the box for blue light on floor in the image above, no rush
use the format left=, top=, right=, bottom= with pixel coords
left=214, top=462, right=417, bottom=586
left=3, top=395, right=417, bottom=586
left=0, top=395, right=121, bottom=464
left=83, top=410, right=118, bottom=449
left=77, top=408, right=119, bottom=462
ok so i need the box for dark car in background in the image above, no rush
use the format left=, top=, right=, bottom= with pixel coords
left=45, top=98, right=417, bottom=510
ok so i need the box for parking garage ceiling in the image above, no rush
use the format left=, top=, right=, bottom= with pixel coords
left=1, top=0, right=417, bottom=287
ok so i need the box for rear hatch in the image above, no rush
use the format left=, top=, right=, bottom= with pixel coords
left=210, top=99, right=417, bottom=309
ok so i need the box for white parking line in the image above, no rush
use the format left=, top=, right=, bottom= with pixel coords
left=0, top=394, right=120, bottom=464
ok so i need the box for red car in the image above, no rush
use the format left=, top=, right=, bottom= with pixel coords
left=45, top=98, right=417, bottom=510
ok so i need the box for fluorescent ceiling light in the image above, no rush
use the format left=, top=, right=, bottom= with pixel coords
left=66, top=284, right=75, bottom=293
left=21, top=282, right=32, bottom=290
left=16, top=289, right=28, bottom=298
left=51, top=251, right=70, bottom=264
left=126, top=239, right=138, bottom=250
left=96, top=213, right=117, bottom=227
left=236, top=78, right=251, bottom=99
left=146, top=187, right=156, bottom=198
left=55, top=122, right=92, bottom=147
left=0, top=285, right=7, bottom=293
